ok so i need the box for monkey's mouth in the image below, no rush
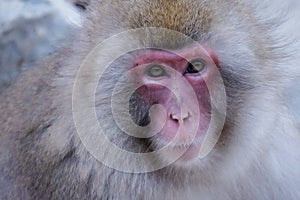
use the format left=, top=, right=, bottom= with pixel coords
left=153, top=124, right=206, bottom=161
left=162, top=141, right=202, bottom=162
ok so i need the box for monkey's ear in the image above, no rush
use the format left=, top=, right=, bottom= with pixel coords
left=73, top=0, right=90, bottom=11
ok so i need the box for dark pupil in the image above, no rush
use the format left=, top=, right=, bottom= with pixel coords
left=185, top=60, right=205, bottom=74
left=186, top=63, right=198, bottom=73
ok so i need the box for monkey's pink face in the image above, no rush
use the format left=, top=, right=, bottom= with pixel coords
left=130, top=45, right=219, bottom=162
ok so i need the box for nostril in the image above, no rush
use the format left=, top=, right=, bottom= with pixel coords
left=183, top=112, right=190, bottom=121
left=170, top=113, right=180, bottom=123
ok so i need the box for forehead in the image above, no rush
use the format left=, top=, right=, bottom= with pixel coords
left=128, top=0, right=213, bottom=38
left=121, top=0, right=215, bottom=49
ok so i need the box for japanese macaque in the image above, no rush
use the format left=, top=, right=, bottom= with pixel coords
left=1, top=0, right=300, bottom=199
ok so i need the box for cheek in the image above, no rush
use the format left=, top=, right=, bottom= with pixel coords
left=194, top=84, right=212, bottom=137
left=193, top=83, right=211, bottom=111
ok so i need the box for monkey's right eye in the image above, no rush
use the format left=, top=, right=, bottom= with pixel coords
left=147, top=65, right=167, bottom=77
left=185, top=59, right=206, bottom=74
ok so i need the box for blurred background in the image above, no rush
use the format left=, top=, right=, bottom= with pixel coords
left=0, top=0, right=85, bottom=92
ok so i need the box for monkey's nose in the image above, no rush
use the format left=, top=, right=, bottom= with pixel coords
left=170, top=112, right=190, bottom=123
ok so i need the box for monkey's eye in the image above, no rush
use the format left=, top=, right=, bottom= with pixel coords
left=185, top=59, right=206, bottom=74
left=74, top=1, right=88, bottom=11
left=147, top=65, right=167, bottom=77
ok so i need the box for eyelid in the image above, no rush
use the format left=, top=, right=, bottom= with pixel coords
left=190, top=58, right=206, bottom=69
left=191, top=58, right=206, bottom=65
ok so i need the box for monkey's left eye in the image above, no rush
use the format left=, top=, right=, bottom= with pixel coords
left=147, top=65, right=167, bottom=77
left=185, top=59, right=206, bottom=74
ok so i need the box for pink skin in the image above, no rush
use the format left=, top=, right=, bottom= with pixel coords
left=131, top=45, right=219, bottom=161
